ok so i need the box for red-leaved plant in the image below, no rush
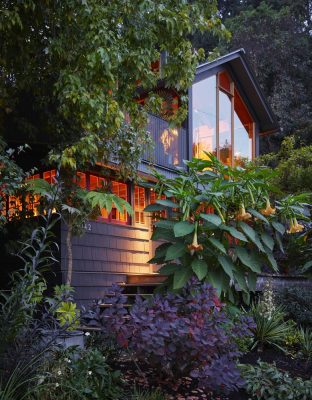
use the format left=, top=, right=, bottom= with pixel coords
left=84, top=280, right=254, bottom=394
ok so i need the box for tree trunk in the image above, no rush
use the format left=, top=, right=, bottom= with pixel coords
left=66, top=223, right=73, bottom=286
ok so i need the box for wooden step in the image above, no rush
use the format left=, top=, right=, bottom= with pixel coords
left=99, top=303, right=132, bottom=308
left=126, top=274, right=167, bottom=285
left=104, top=292, right=153, bottom=297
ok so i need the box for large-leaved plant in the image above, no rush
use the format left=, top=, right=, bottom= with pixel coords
left=144, top=154, right=310, bottom=302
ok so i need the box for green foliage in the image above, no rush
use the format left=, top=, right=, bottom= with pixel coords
left=298, top=328, right=312, bottom=361
left=0, top=139, right=30, bottom=228
left=33, top=348, right=122, bottom=400
left=249, top=303, right=293, bottom=352
left=131, top=387, right=166, bottom=400
left=256, top=137, right=312, bottom=195
left=146, top=155, right=309, bottom=301
left=240, top=360, right=312, bottom=400
left=0, top=209, right=59, bottom=354
left=0, top=356, right=42, bottom=400
left=1, top=0, right=225, bottom=177
left=44, top=285, right=80, bottom=331
left=223, top=2, right=312, bottom=147
left=276, top=287, right=312, bottom=328
left=283, top=321, right=300, bottom=349
left=28, top=171, right=133, bottom=285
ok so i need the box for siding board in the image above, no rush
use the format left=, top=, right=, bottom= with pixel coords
left=61, top=220, right=153, bottom=304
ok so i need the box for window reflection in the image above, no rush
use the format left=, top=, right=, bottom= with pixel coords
left=191, top=70, right=254, bottom=166
left=192, top=76, right=216, bottom=160
left=234, top=88, right=253, bottom=166
left=146, top=114, right=182, bottom=168
left=160, top=127, right=179, bottom=166
left=219, top=90, right=232, bottom=166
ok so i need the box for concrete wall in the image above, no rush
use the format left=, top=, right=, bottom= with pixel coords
left=61, top=220, right=154, bottom=306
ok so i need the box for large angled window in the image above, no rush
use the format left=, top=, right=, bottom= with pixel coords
left=192, top=75, right=217, bottom=159
left=191, top=70, right=254, bottom=166
left=234, top=88, right=253, bottom=166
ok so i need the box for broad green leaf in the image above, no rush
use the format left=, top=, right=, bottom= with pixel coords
left=206, top=269, right=225, bottom=296
left=200, top=213, right=222, bottom=227
left=173, top=221, right=194, bottom=237
left=275, top=231, right=284, bottom=253
left=266, top=250, right=278, bottom=272
left=158, top=263, right=180, bottom=275
left=208, top=237, right=227, bottom=254
left=27, top=178, right=53, bottom=195
left=165, top=242, right=186, bottom=261
left=151, top=227, right=175, bottom=241
left=191, top=259, right=208, bottom=280
left=242, top=291, right=250, bottom=305
left=247, top=208, right=269, bottom=224
left=261, top=232, right=274, bottom=251
left=247, top=272, right=257, bottom=292
left=221, top=224, right=248, bottom=242
left=144, top=203, right=165, bottom=212
left=302, top=261, right=312, bottom=272
left=154, top=220, right=175, bottom=230
left=239, top=222, right=265, bottom=252
left=235, top=247, right=261, bottom=273
left=272, top=221, right=286, bottom=235
left=173, top=268, right=192, bottom=289
left=156, top=199, right=179, bottom=208
left=218, top=255, right=235, bottom=280
left=234, top=270, right=248, bottom=292
left=154, top=242, right=171, bottom=258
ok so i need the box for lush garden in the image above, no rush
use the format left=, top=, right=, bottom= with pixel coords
left=1, top=0, right=312, bottom=398
left=1, top=143, right=312, bottom=399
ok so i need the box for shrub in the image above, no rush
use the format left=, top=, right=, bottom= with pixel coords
left=33, top=348, right=122, bottom=400
left=298, top=328, right=312, bottom=361
left=87, top=281, right=254, bottom=394
left=277, top=287, right=312, bottom=328
left=131, top=387, right=166, bottom=400
left=240, top=361, right=312, bottom=400
left=249, top=302, right=293, bottom=352
left=256, top=136, right=312, bottom=195
left=144, top=154, right=311, bottom=302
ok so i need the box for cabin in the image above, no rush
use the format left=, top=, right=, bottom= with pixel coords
left=1, top=49, right=278, bottom=305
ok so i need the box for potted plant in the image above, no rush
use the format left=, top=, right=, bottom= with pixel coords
left=41, top=284, right=84, bottom=350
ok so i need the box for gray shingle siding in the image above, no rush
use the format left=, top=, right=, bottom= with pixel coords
left=61, top=220, right=153, bottom=304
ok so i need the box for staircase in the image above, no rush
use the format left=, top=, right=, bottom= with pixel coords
left=100, top=273, right=166, bottom=309
left=81, top=273, right=166, bottom=330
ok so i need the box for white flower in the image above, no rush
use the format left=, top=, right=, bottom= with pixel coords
left=55, top=383, right=59, bottom=388
left=88, top=371, right=92, bottom=375
left=57, top=370, right=62, bottom=376
left=85, top=332, right=90, bottom=337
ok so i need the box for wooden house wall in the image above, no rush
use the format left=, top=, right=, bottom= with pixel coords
left=60, top=220, right=154, bottom=306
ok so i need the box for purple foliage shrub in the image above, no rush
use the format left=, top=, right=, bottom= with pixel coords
left=91, top=281, right=254, bottom=394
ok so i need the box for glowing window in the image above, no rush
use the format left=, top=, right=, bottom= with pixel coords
left=134, top=186, right=146, bottom=225
left=75, top=172, right=86, bottom=189
left=43, top=170, right=56, bottom=184
left=111, top=181, right=128, bottom=222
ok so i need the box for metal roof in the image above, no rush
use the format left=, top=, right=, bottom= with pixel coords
left=195, top=49, right=279, bottom=135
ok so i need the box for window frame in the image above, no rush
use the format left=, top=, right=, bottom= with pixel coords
left=190, top=67, right=256, bottom=166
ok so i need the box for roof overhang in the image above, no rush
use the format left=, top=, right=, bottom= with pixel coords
left=195, top=49, right=279, bottom=135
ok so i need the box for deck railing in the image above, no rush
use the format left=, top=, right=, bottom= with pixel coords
left=142, top=113, right=187, bottom=169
